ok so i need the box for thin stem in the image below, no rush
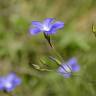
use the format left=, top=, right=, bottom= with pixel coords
left=50, top=43, right=64, bottom=61
left=43, top=33, right=64, bottom=62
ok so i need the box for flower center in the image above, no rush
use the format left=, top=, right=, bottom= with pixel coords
left=4, top=82, right=12, bottom=88
left=43, top=25, right=50, bottom=31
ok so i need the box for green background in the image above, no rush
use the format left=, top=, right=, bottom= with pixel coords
left=0, top=0, right=96, bottom=96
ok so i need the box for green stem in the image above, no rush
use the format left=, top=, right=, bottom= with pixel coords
left=31, top=64, right=53, bottom=72
left=44, top=33, right=64, bottom=62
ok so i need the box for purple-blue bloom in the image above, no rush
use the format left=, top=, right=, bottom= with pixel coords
left=29, top=18, right=64, bottom=35
left=58, top=58, right=80, bottom=78
left=0, top=73, right=21, bottom=92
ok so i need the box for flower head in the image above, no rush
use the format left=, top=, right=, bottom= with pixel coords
left=58, top=58, right=80, bottom=78
left=0, top=73, right=21, bottom=92
left=29, top=18, right=64, bottom=35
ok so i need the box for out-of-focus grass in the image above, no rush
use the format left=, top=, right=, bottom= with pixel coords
left=0, top=0, right=96, bottom=96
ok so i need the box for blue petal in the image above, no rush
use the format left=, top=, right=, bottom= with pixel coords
left=67, top=58, right=80, bottom=72
left=5, top=73, right=16, bottom=82
left=63, top=73, right=71, bottom=78
left=67, top=58, right=77, bottom=65
left=32, top=21, right=43, bottom=29
left=71, top=64, right=80, bottom=72
left=5, top=86, right=14, bottom=92
left=7, top=73, right=21, bottom=85
left=0, top=85, right=3, bottom=90
left=52, top=21, right=64, bottom=29
left=0, top=77, right=4, bottom=90
left=43, top=18, right=54, bottom=27
left=13, top=77, right=21, bottom=86
left=4, top=73, right=20, bottom=85
left=29, top=28, right=41, bottom=35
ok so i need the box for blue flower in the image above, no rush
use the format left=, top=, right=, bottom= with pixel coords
left=58, top=58, right=80, bottom=78
left=0, top=77, right=4, bottom=90
left=29, top=18, right=64, bottom=35
left=0, top=73, right=21, bottom=92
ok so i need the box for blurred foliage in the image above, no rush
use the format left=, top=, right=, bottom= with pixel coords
left=0, top=0, right=96, bottom=96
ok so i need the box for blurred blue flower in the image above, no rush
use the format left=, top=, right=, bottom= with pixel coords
left=58, top=58, right=80, bottom=78
left=29, top=18, right=64, bottom=35
left=0, top=73, right=21, bottom=92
